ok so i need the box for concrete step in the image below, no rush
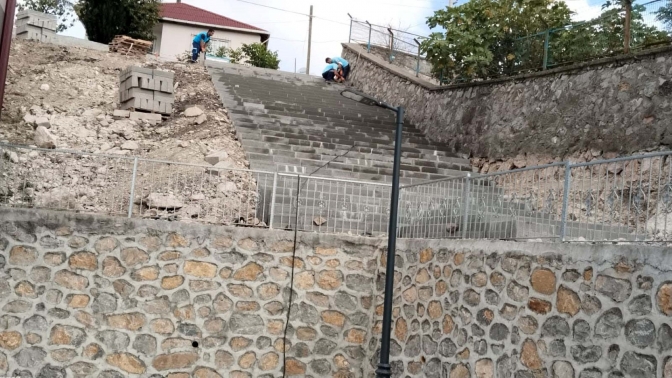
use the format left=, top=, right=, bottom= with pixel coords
left=240, top=139, right=470, bottom=167
left=236, top=131, right=459, bottom=160
left=232, top=117, right=426, bottom=139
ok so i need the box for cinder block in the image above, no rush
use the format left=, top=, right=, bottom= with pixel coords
left=120, top=89, right=154, bottom=111
left=120, top=72, right=154, bottom=91
left=152, top=76, right=174, bottom=94
left=120, top=87, right=153, bottom=103
left=40, top=29, right=57, bottom=44
left=153, top=69, right=175, bottom=79
left=16, top=10, right=57, bottom=31
left=153, top=92, right=174, bottom=114
left=113, top=110, right=131, bottom=119
left=129, top=112, right=162, bottom=122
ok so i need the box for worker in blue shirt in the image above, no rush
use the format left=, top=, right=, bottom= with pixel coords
left=322, top=63, right=339, bottom=82
left=192, top=29, right=215, bottom=63
left=326, top=56, right=350, bottom=79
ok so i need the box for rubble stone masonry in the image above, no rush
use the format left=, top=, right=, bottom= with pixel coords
left=2, top=207, right=672, bottom=378
left=341, top=43, right=672, bottom=160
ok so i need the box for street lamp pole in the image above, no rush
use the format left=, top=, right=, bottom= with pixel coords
left=339, top=89, right=404, bottom=378
left=375, top=105, right=404, bottom=378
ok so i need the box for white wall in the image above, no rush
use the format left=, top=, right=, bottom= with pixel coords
left=152, top=23, right=163, bottom=55
left=157, top=22, right=262, bottom=60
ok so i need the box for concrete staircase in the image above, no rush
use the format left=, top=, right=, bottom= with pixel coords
left=207, top=63, right=634, bottom=241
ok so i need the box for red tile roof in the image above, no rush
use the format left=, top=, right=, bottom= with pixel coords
left=160, top=3, right=266, bottom=32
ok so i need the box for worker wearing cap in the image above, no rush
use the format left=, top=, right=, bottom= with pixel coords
left=192, top=29, right=215, bottom=63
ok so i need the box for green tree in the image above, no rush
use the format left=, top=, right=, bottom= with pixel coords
left=550, top=5, right=668, bottom=66
left=240, top=43, right=280, bottom=69
left=75, top=0, right=160, bottom=43
left=422, top=0, right=572, bottom=82
left=18, top=0, right=76, bottom=32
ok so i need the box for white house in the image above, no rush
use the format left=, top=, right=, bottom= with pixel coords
left=153, top=2, right=269, bottom=60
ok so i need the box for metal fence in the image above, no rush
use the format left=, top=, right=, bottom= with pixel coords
left=399, top=151, right=672, bottom=242
left=507, top=0, right=672, bottom=74
left=2, top=143, right=672, bottom=243
left=346, top=0, right=672, bottom=83
left=0, top=143, right=275, bottom=227
left=0, top=143, right=393, bottom=235
left=348, top=18, right=431, bottom=78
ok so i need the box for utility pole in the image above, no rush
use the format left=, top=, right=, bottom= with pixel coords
left=449, top=0, right=453, bottom=6
left=306, top=5, right=313, bottom=75
left=624, top=0, right=632, bottom=54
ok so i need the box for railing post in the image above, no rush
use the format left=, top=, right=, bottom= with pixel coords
left=269, top=172, right=278, bottom=229
left=559, top=161, right=572, bottom=241
left=414, top=38, right=421, bottom=77
left=388, top=28, right=394, bottom=63
left=542, top=30, right=550, bottom=70
left=461, top=173, right=471, bottom=239
left=127, top=157, right=139, bottom=218
left=366, top=21, right=372, bottom=53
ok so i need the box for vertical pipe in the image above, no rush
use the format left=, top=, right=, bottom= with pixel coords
left=348, top=14, right=353, bottom=44
left=559, top=161, right=572, bottom=241
left=543, top=30, right=550, bottom=70
left=461, top=173, right=471, bottom=239
left=0, top=0, right=17, bottom=117
left=269, top=173, right=278, bottom=229
left=367, top=21, right=372, bottom=53
left=127, top=158, right=139, bottom=218
left=376, top=106, right=404, bottom=378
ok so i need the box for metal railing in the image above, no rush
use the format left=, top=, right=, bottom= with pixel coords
left=348, top=17, right=431, bottom=78
left=0, top=143, right=394, bottom=235
left=0, top=143, right=276, bottom=227
left=3, top=142, right=671, bottom=243
left=399, top=152, right=672, bottom=242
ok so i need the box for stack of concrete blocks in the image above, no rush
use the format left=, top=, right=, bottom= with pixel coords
left=15, top=10, right=57, bottom=44
left=119, top=66, right=174, bottom=115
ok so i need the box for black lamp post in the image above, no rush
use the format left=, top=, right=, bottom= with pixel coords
left=341, top=89, right=404, bottom=378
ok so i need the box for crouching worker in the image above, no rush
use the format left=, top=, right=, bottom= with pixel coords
left=326, top=56, right=350, bottom=79
left=192, top=29, right=215, bottom=63
left=322, top=62, right=338, bottom=81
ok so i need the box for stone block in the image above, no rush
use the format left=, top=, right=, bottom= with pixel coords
left=129, top=112, right=162, bottom=123
left=113, top=110, right=131, bottom=119
left=205, top=150, right=230, bottom=165
left=16, top=10, right=57, bottom=31
left=152, top=70, right=174, bottom=94
left=121, top=88, right=154, bottom=111
left=153, top=92, right=174, bottom=114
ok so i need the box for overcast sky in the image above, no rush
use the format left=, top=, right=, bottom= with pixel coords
left=59, top=0, right=604, bottom=75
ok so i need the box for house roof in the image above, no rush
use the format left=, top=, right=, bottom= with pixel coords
left=160, top=3, right=267, bottom=33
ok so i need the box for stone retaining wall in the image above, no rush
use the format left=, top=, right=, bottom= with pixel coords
left=342, top=43, right=672, bottom=159
left=0, top=208, right=382, bottom=378
left=364, top=242, right=672, bottom=378
left=2, top=207, right=672, bottom=378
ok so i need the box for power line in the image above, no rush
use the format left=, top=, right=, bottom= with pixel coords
left=253, top=19, right=309, bottom=24
left=229, top=0, right=351, bottom=26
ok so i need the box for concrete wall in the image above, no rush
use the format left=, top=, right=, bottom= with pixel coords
left=342, top=43, right=672, bottom=159
left=52, top=35, right=108, bottom=52
left=157, top=22, right=262, bottom=61
left=2, top=207, right=672, bottom=378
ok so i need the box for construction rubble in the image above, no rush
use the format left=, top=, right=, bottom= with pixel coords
left=0, top=39, right=255, bottom=225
